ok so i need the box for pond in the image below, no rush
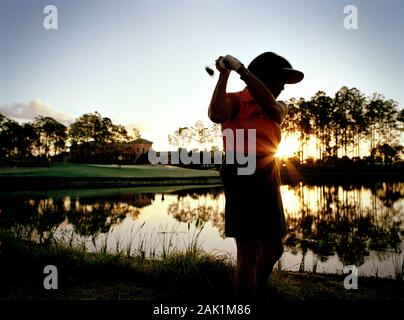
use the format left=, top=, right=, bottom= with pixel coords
left=0, top=182, right=403, bottom=279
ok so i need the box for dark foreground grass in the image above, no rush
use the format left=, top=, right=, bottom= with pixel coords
left=0, top=230, right=233, bottom=300
left=1, top=231, right=403, bottom=301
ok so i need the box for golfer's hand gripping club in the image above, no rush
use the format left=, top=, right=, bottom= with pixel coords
left=218, top=55, right=244, bottom=72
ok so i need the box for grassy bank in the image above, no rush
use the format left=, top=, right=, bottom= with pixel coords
left=1, top=231, right=403, bottom=301
left=0, top=163, right=221, bottom=190
left=0, top=163, right=220, bottom=178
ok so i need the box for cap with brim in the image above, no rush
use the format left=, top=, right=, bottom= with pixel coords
left=280, top=67, right=304, bottom=84
left=247, top=52, right=304, bottom=85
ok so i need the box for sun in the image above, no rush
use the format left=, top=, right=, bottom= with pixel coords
left=276, top=135, right=299, bottom=159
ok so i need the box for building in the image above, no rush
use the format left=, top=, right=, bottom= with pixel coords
left=116, top=138, right=154, bottom=163
left=70, top=138, right=153, bottom=164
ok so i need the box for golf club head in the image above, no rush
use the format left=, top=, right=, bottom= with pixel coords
left=205, top=66, right=214, bottom=77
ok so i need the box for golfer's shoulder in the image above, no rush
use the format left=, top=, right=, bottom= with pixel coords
left=276, top=101, right=288, bottom=122
left=277, top=101, right=288, bottom=113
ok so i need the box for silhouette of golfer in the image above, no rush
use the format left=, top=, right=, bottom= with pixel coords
left=208, top=52, right=304, bottom=301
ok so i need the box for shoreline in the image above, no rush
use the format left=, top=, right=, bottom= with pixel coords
left=0, top=176, right=222, bottom=190
left=0, top=168, right=403, bottom=190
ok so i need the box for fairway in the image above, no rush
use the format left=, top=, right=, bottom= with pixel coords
left=0, top=163, right=220, bottom=179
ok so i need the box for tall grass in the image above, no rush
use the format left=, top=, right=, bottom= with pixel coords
left=0, top=227, right=235, bottom=300
left=185, top=217, right=205, bottom=253
left=157, top=223, right=179, bottom=258
left=126, top=222, right=145, bottom=257
left=50, top=219, right=209, bottom=261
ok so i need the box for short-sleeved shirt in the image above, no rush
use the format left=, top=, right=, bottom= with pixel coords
left=221, top=87, right=287, bottom=168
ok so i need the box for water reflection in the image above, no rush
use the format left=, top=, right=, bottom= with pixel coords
left=0, top=183, right=402, bottom=278
left=282, top=183, right=403, bottom=278
left=167, top=187, right=225, bottom=238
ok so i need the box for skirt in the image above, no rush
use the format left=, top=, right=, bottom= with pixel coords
left=220, top=156, right=287, bottom=240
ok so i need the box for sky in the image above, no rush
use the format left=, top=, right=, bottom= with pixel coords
left=0, top=0, right=403, bottom=150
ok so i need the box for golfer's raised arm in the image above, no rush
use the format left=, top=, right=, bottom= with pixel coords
left=237, top=66, right=282, bottom=123
left=210, top=54, right=283, bottom=124
left=208, top=61, right=236, bottom=124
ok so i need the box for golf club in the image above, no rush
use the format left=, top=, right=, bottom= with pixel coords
left=205, top=65, right=215, bottom=77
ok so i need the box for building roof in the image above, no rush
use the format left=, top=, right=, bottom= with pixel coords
left=132, top=138, right=153, bottom=144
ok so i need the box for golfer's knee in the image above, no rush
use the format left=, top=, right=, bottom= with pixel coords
left=262, top=239, right=284, bottom=262
left=237, top=252, right=257, bottom=268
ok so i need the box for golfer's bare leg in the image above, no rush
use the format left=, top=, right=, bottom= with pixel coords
left=235, top=239, right=259, bottom=301
left=256, top=238, right=284, bottom=299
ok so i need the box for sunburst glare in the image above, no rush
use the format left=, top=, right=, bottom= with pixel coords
left=276, top=135, right=299, bottom=159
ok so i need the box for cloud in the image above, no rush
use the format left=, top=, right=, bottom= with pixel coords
left=0, top=102, right=158, bottom=143
left=124, top=122, right=150, bottom=134
left=0, top=100, right=73, bottom=125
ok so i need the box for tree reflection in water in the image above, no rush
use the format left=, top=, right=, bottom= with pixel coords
left=0, top=193, right=151, bottom=246
left=0, top=183, right=402, bottom=277
left=283, top=182, right=403, bottom=276
left=166, top=183, right=403, bottom=276
left=167, top=186, right=225, bottom=239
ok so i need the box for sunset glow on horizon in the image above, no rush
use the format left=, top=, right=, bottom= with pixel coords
left=1, top=0, right=402, bottom=152
left=276, top=135, right=300, bottom=159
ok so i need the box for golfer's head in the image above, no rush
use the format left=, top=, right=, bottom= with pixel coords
left=247, top=52, right=304, bottom=98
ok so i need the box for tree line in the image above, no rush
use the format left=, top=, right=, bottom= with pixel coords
left=1, top=86, right=403, bottom=164
left=168, top=86, right=403, bottom=164
left=0, top=111, right=141, bottom=161
left=283, top=86, right=403, bottom=164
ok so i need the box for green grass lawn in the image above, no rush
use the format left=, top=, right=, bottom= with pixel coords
left=0, top=163, right=220, bottom=179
